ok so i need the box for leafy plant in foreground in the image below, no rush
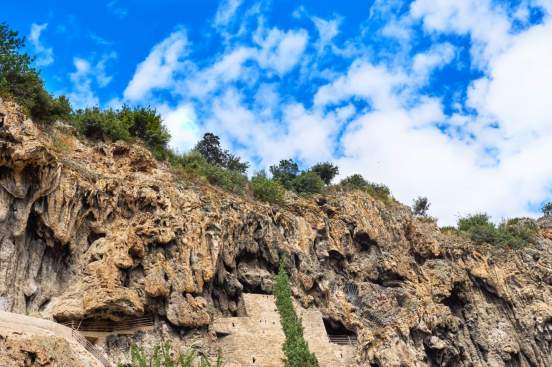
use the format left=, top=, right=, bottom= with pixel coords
left=116, top=342, right=222, bottom=367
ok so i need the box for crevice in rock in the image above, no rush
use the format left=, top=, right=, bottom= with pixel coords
left=353, top=231, right=378, bottom=251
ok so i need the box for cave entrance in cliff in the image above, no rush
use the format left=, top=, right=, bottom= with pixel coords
left=323, top=318, right=357, bottom=345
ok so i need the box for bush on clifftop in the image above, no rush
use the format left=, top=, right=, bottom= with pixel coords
left=457, top=213, right=537, bottom=249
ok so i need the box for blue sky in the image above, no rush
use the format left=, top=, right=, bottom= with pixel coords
left=3, top=0, right=552, bottom=224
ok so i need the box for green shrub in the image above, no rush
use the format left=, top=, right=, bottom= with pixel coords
left=72, top=106, right=170, bottom=159
left=117, top=342, right=222, bottom=367
left=338, top=174, right=391, bottom=202
left=202, top=164, right=248, bottom=194
left=497, top=218, right=538, bottom=249
left=274, top=261, right=319, bottom=367
left=290, top=171, right=325, bottom=196
left=457, top=213, right=493, bottom=232
left=310, top=162, right=339, bottom=185
left=251, top=171, right=285, bottom=205
left=457, top=214, right=537, bottom=248
left=457, top=213, right=499, bottom=243
left=338, top=174, right=368, bottom=190
left=364, top=182, right=391, bottom=202
left=412, top=196, right=430, bottom=216
left=72, top=107, right=130, bottom=142
left=0, top=22, right=71, bottom=123
left=119, top=106, right=170, bottom=159
left=542, top=201, right=552, bottom=217
left=270, top=159, right=300, bottom=190
left=169, top=150, right=247, bottom=194
left=194, top=133, right=248, bottom=173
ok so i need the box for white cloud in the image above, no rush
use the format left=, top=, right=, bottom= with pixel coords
left=181, top=47, right=256, bottom=98
left=411, top=43, right=456, bottom=81
left=467, top=21, right=552, bottom=138
left=95, top=52, right=118, bottom=87
left=255, top=28, right=309, bottom=75
left=66, top=54, right=117, bottom=109
left=157, top=103, right=201, bottom=151
left=29, top=23, right=54, bottom=67
left=174, top=27, right=308, bottom=98
left=314, top=61, right=406, bottom=110
left=67, top=58, right=99, bottom=109
left=214, top=0, right=243, bottom=27
left=410, top=0, right=512, bottom=67
left=112, top=1, right=552, bottom=225
left=124, top=30, right=189, bottom=101
left=199, top=88, right=339, bottom=169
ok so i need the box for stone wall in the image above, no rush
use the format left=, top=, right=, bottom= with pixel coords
left=212, top=293, right=355, bottom=367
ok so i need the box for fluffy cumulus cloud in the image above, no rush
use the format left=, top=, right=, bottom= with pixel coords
left=67, top=58, right=99, bottom=108
left=114, top=1, right=552, bottom=224
left=67, top=53, right=117, bottom=109
left=124, top=29, right=189, bottom=101
left=29, top=23, right=54, bottom=67
left=157, top=103, right=200, bottom=151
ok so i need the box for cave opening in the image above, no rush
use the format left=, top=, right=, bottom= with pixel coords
left=323, top=318, right=357, bottom=345
left=441, top=282, right=466, bottom=315
left=354, top=232, right=378, bottom=251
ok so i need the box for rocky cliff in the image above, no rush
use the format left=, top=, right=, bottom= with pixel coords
left=1, top=99, right=551, bottom=367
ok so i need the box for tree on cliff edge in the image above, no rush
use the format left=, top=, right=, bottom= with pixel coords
left=0, top=22, right=71, bottom=122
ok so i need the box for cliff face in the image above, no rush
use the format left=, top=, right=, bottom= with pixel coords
left=1, top=99, right=552, bottom=367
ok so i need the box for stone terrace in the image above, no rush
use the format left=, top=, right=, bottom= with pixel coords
left=213, top=293, right=355, bottom=367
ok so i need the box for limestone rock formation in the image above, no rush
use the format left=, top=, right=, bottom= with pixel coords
left=1, top=98, right=552, bottom=366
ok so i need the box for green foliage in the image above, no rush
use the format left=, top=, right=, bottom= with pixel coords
left=542, top=201, right=552, bottom=217
left=0, top=22, right=72, bottom=123
left=72, top=107, right=130, bottom=142
left=457, top=213, right=500, bottom=244
left=457, top=213, right=493, bottom=232
left=119, top=106, right=170, bottom=159
left=412, top=196, right=430, bottom=216
left=116, top=342, right=222, bottom=367
left=274, top=261, right=319, bottom=367
left=339, top=174, right=368, bottom=190
left=72, top=106, right=170, bottom=158
left=457, top=214, right=537, bottom=248
left=169, top=150, right=247, bottom=194
left=251, top=171, right=286, bottom=205
left=0, top=23, right=71, bottom=123
left=364, top=182, right=391, bottom=202
left=270, top=159, right=300, bottom=190
left=202, top=163, right=248, bottom=194
left=290, top=171, right=325, bottom=196
left=497, top=218, right=539, bottom=249
left=310, top=162, right=339, bottom=185
left=194, top=133, right=248, bottom=173
left=338, top=174, right=392, bottom=202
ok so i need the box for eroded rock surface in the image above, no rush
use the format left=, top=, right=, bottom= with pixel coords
left=1, top=99, right=552, bottom=366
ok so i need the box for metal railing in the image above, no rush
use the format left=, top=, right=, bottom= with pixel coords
left=70, top=328, right=112, bottom=367
left=62, top=315, right=154, bottom=332
left=327, top=335, right=358, bottom=346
